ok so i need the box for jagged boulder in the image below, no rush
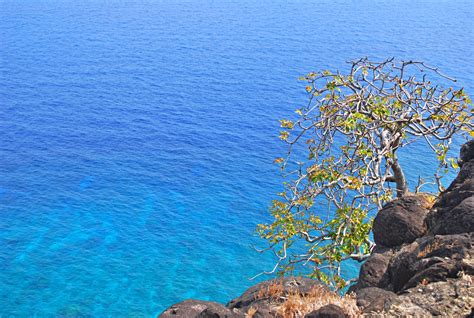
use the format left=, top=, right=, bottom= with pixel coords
left=438, top=161, right=473, bottom=206
left=460, top=139, right=474, bottom=164
left=159, top=300, right=243, bottom=318
left=373, top=195, right=432, bottom=247
left=429, top=196, right=474, bottom=235
left=388, top=233, right=473, bottom=292
left=426, top=155, right=474, bottom=235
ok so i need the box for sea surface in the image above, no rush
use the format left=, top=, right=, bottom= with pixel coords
left=0, top=0, right=473, bottom=316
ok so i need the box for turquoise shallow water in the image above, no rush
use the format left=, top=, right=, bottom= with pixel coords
left=0, top=0, right=473, bottom=316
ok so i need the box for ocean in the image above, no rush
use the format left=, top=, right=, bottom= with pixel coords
left=1, top=0, right=473, bottom=316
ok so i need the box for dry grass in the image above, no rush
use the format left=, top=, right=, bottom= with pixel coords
left=275, top=286, right=360, bottom=318
left=255, top=281, right=285, bottom=301
left=417, top=239, right=442, bottom=258
left=251, top=281, right=359, bottom=318
left=417, top=193, right=437, bottom=209
left=246, top=306, right=257, bottom=318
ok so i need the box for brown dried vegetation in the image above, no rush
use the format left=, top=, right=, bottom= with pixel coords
left=255, top=281, right=285, bottom=301
left=417, top=239, right=443, bottom=258
left=245, top=306, right=257, bottom=318
left=250, top=282, right=359, bottom=318
left=275, top=286, right=359, bottom=318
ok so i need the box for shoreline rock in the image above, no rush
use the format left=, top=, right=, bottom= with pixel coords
left=158, top=140, right=474, bottom=317
left=353, top=139, right=473, bottom=316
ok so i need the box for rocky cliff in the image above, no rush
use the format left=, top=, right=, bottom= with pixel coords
left=351, top=139, right=473, bottom=317
left=158, top=140, right=474, bottom=317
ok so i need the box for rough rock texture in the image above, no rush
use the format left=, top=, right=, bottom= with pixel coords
left=388, top=233, right=473, bottom=292
left=460, top=139, right=474, bottom=163
left=249, top=307, right=278, bottom=318
left=354, top=250, right=392, bottom=290
left=426, top=160, right=474, bottom=235
left=352, top=140, right=474, bottom=317
left=355, top=287, right=396, bottom=313
left=304, top=304, right=347, bottom=318
left=384, top=276, right=473, bottom=317
left=372, top=195, right=432, bottom=247
left=159, top=300, right=243, bottom=318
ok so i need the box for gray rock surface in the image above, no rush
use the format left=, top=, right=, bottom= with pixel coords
left=384, top=276, right=473, bottom=317
left=355, top=287, right=396, bottom=314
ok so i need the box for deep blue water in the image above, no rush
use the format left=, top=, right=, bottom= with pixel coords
left=0, top=0, right=472, bottom=316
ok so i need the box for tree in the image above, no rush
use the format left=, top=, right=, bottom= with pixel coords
left=256, top=58, right=473, bottom=289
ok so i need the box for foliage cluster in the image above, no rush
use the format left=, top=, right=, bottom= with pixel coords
left=257, top=58, right=473, bottom=288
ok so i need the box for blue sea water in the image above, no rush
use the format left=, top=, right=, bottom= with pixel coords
left=0, top=0, right=473, bottom=316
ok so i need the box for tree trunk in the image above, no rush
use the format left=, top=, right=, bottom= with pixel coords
left=391, top=154, right=408, bottom=197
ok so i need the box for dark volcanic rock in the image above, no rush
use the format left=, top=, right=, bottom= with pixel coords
left=351, top=140, right=474, bottom=316
left=226, top=276, right=326, bottom=313
left=373, top=195, right=431, bottom=247
left=356, top=251, right=392, bottom=290
left=429, top=196, right=474, bottom=235
left=460, top=139, right=474, bottom=164
left=304, top=304, right=347, bottom=318
left=427, top=158, right=474, bottom=235
left=432, top=160, right=474, bottom=212
left=355, top=287, right=397, bottom=313
left=388, top=233, right=473, bottom=292
left=159, top=300, right=242, bottom=318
